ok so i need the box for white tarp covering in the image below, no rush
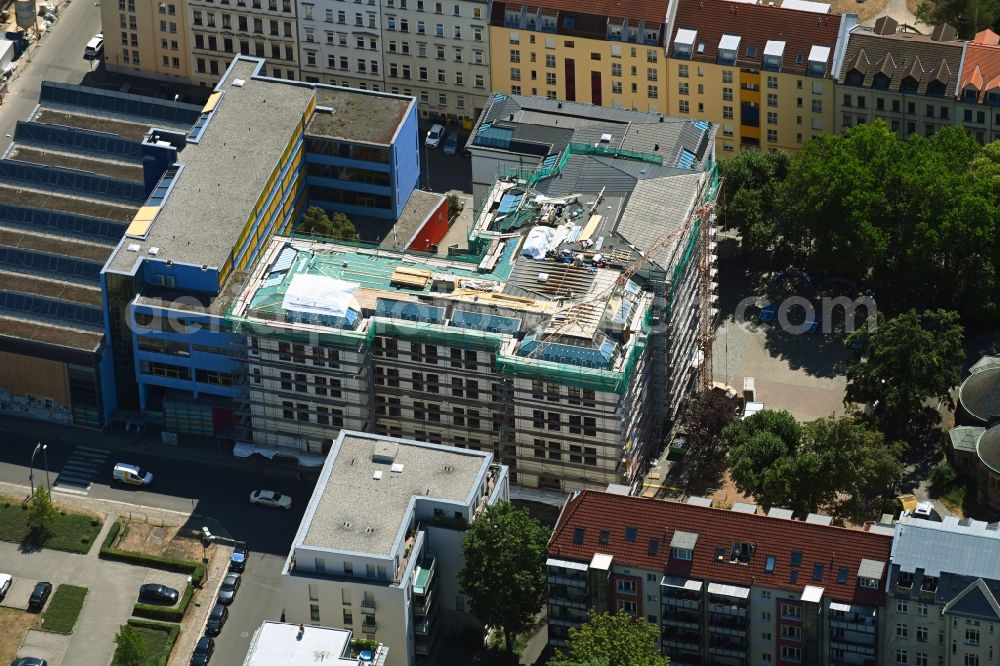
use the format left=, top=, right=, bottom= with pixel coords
left=282, top=274, right=358, bottom=317
left=521, top=226, right=556, bottom=259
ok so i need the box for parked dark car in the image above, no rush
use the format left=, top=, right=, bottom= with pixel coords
left=204, top=603, right=229, bottom=637
left=138, top=583, right=180, bottom=605
left=26, top=582, right=52, bottom=612
left=216, top=573, right=241, bottom=605
left=11, top=659, right=48, bottom=666
left=189, top=636, right=215, bottom=665
left=229, top=542, right=249, bottom=573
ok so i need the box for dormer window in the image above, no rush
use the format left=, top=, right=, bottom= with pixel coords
left=608, top=20, right=623, bottom=41
left=674, top=28, right=696, bottom=59
left=897, top=571, right=914, bottom=588
left=807, top=45, right=830, bottom=77
left=763, top=40, right=784, bottom=71
left=845, top=69, right=864, bottom=86
left=921, top=575, right=938, bottom=592
left=963, top=84, right=979, bottom=102
left=718, top=34, right=740, bottom=65
left=672, top=547, right=693, bottom=561
left=504, top=9, right=519, bottom=27
left=926, top=80, right=946, bottom=97
left=670, top=530, right=698, bottom=561
left=859, top=577, right=880, bottom=589
left=900, top=76, right=919, bottom=94
left=987, top=88, right=1000, bottom=106
left=872, top=72, right=891, bottom=90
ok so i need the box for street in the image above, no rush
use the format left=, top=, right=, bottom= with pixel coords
left=0, top=0, right=101, bottom=154
left=0, top=421, right=312, bottom=665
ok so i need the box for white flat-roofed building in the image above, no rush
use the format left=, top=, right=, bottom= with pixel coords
left=243, top=621, right=389, bottom=665
left=282, top=429, right=509, bottom=666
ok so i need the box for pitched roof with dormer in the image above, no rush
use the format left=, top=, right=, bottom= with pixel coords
left=960, top=29, right=1000, bottom=103
left=668, top=0, right=847, bottom=77
left=547, top=490, right=893, bottom=605
left=839, top=18, right=964, bottom=95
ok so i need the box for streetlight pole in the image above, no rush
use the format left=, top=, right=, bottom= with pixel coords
left=42, top=444, right=50, bottom=492
left=29, top=442, right=41, bottom=496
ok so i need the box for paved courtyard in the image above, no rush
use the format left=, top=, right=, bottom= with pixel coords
left=19, top=629, right=70, bottom=666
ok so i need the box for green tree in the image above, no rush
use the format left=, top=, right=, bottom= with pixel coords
left=845, top=309, right=964, bottom=438
left=298, top=206, right=360, bottom=241
left=557, top=612, right=669, bottom=666
left=916, top=0, right=997, bottom=38
left=26, top=487, right=59, bottom=537
left=675, top=389, right=740, bottom=495
left=113, top=624, right=146, bottom=666
left=459, top=502, right=550, bottom=656
left=725, top=412, right=903, bottom=520
left=717, top=149, right=790, bottom=254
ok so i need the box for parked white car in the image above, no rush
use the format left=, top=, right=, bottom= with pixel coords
left=0, top=573, right=12, bottom=600
left=425, top=123, right=445, bottom=148
left=249, top=490, right=292, bottom=510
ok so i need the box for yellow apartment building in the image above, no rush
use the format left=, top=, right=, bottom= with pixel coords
left=487, top=0, right=672, bottom=113
left=665, top=0, right=855, bottom=154
left=101, top=0, right=194, bottom=82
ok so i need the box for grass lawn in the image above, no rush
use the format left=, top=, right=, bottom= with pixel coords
left=112, top=621, right=179, bottom=666
left=0, top=495, right=102, bottom=554
left=41, top=584, right=88, bottom=634
left=0, top=607, right=40, bottom=666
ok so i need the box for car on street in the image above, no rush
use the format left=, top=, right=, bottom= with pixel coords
left=216, top=573, right=241, bottom=605
left=0, top=573, right=12, bottom=600
left=83, top=33, right=103, bottom=60
left=204, top=603, right=229, bottom=636
left=27, top=582, right=52, bottom=612
left=425, top=123, right=445, bottom=148
left=229, top=542, right=249, bottom=572
left=138, top=583, right=180, bottom=605
left=189, top=636, right=215, bottom=665
left=249, top=489, right=292, bottom=510
left=11, top=658, right=48, bottom=666
left=113, top=463, right=153, bottom=487
left=442, top=132, right=460, bottom=155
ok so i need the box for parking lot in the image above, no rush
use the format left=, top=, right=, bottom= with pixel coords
left=419, top=120, right=473, bottom=195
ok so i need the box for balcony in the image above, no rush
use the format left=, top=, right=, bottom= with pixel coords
left=662, top=616, right=700, bottom=631
left=548, top=592, right=588, bottom=609
left=831, top=619, right=876, bottom=634
left=831, top=640, right=876, bottom=657
left=362, top=619, right=378, bottom=633
left=413, top=588, right=434, bottom=616
left=663, top=597, right=701, bottom=610
left=361, top=599, right=377, bottom=613
left=708, top=643, right=747, bottom=659
left=413, top=557, right=437, bottom=596
left=708, top=619, right=748, bottom=637
left=547, top=573, right=587, bottom=588
left=662, top=638, right=700, bottom=653
left=415, top=617, right=434, bottom=635
left=707, top=603, right=747, bottom=618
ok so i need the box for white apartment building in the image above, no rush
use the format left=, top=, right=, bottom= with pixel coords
left=189, top=0, right=301, bottom=84
left=297, top=0, right=385, bottom=89
left=882, top=516, right=1000, bottom=666
left=382, top=0, right=490, bottom=121
left=243, top=621, right=389, bottom=665
left=281, top=430, right=509, bottom=666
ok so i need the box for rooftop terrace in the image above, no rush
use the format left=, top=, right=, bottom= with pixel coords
left=299, top=432, right=492, bottom=558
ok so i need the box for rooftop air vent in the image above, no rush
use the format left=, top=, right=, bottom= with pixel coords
left=373, top=471, right=383, bottom=480
left=391, top=463, right=404, bottom=473
left=600, top=133, right=613, bottom=143
left=148, top=247, right=160, bottom=256
left=232, top=78, right=246, bottom=87
left=127, top=244, right=140, bottom=252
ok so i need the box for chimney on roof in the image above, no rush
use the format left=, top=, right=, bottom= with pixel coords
left=873, top=16, right=898, bottom=35
left=931, top=23, right=958, bottom=42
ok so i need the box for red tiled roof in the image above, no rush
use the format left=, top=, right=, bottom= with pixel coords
left=493, top=0, right=671, bottom=25
left=670, top=0, right=844, bottom=75
left=960, top=40, right=1000, bottom=101
left=548, top=490, right=893, bottom=604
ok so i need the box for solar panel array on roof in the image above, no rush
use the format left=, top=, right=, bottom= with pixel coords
left=675, top=148, right=698, bottom=169
left=0, top=290, right=103, bottom=328
left=0, top=161, right=146, bottom=204
left=40, top=82, right=202, bottom=126
left=0, top=246, right=103, bottom=283
left=449, top=309, right=521, bottom=334
left=0, top=203, right=125, bottom=242
left=270, top=246, right=297, bottom=273
left=14, top=121, right=146, bottom=162
left=473, top=123, right=515, bottom=149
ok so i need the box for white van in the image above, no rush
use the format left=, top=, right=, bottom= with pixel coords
left=113, top=463, right=153, bottom=487
left=84, top=33, right=104, bottom=60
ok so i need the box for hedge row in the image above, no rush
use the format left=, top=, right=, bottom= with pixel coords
left=100, top=519, right=205, bottom=586
left=132, top=583, right=194, bottom=623
left=124, top=618, right=180, bottom=666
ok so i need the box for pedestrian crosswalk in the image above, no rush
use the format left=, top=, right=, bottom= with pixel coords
left=52, top=445, right=109, bottom=496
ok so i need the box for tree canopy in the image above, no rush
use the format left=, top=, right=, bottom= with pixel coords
left=673, top=388, right=740, bottom=495
left=718, top=122, right=1000, bottom=321
left=916, top=0, right=998, bottom=38
left=845, top=309, right=965, bottom=438
left=724, top=410, right=904, bottom=521
left=459, top=502, right=550, bottom=655
left=556, top=612, right=669, bottom=666
left=298, top=206, right=361, bottom=241
left=27, top=487, right=59, bottom=537
left=113, top=624, right=146, bottom=666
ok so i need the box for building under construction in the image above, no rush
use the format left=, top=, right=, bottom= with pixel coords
left=227, top=96, right=719, bottom=492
